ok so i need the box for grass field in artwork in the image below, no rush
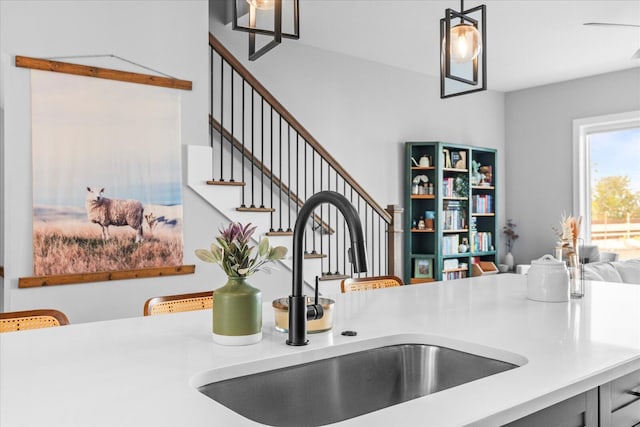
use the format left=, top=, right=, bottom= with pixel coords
left=33, top=204, right=183, bottom=276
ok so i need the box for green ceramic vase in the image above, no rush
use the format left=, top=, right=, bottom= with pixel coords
left=212, top=276, right=262, bottom=345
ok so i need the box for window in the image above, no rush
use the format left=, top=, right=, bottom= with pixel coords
left=573, top=111, right=640, bottom=260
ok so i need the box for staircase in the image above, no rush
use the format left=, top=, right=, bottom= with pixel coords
left=188, top=34, right=397, bottom=295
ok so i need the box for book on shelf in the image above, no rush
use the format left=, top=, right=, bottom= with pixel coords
left=442, top=270, right=467, bottom=281
left=442, top=200, right=466, bottom=230
left=472, top=194, right=493, bottom=214
left=442, top=177, right=456, bottom=197
left=470, top=231, right=493, bottom=252
left=442, top=234, right=460, bottom=255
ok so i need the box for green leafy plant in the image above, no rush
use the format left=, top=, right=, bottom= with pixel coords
left=454, top=175, right=469, bottom=198
left=195, top=222, right=287, bottom=277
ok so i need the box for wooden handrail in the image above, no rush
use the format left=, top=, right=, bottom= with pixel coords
left=209, top=33, right=391, bottom=223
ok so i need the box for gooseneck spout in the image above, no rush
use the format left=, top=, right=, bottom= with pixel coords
left=287, top=191, right=368, bottom=346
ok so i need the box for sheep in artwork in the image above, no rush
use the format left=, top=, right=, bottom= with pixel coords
left=85, top=187, right=144, bottom=243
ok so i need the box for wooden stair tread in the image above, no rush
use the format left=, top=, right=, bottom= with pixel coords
left=265, top=230, right=293, bottom=236
left=304, top=253, right=327, bottom=259
left=206, top=180, right=245, bottom=186
left=236, top=207, right=276, bottom=213
left=318, top=273, right=350, bottom=281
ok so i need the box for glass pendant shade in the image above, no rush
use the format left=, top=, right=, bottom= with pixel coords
left=440, top=2, right=487, bottom=98
left=449, top=23, right=481, bottom=63
left=247, top=0, right=275, bottom=10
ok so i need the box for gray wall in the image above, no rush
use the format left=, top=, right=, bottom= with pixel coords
left=505, top=68, right=640, bottom=266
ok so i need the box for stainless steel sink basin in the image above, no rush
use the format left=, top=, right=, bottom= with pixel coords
left=197, top=343, right=519, bottom=426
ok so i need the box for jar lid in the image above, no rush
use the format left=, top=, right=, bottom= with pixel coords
left=531, top=254, right=566, bottom=267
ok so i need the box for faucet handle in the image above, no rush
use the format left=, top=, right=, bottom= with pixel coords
left=306, top=303, right=324, bottom=321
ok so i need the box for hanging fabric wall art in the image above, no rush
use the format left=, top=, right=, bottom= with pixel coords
left=30, top=70, right=184, bottom=276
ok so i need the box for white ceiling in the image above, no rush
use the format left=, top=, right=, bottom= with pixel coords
left=294, top=0, right=640, bottom=92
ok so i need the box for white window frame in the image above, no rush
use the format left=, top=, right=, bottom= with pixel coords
left=572, top=110, right=640, bottom=244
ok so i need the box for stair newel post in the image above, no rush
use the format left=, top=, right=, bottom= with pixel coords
left=385, top=204, right=403, bottom=278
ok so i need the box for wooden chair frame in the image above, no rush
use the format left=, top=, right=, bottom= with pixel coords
left=143, top=291, right=213, bottom=316
left=0, top=309, right=70, bottom=333
left=340, top=275, right=404, bottom=293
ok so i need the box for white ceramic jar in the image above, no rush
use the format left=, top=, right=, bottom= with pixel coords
left=527, top=254, right=570, bottom=302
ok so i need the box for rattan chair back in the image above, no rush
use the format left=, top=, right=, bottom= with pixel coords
left=340, top=275, right=404, bottom=293
left=144, top=291, right=213, bottom=316
left=0, top=309, right=70, bottom=333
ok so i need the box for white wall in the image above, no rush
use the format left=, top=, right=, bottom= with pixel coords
left=0, top=0, right=225, bottom=322
left=209, top=3, right=507, bottom=244
left=505, top=68, right=640, bottom=266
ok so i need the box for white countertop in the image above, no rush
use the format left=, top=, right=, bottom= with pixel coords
left=2, top=274, right=640, bottom=426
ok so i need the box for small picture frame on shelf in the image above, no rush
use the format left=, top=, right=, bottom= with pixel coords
left=414, top=258, right=433, bottom=278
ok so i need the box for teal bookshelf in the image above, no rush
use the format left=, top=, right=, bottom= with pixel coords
left=404, top=142, right=498, bottom=283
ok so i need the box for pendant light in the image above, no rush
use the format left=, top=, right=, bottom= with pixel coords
left=233, top=0, right=300, bottom=61
left=440, top=0, right=487, bottom=98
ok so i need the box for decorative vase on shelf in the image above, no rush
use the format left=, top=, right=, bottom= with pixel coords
left=504, top=252, right=515, bottom=271
left=212, top=276, right=262, bottom=346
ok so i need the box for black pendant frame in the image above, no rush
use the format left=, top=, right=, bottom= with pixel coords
left=233, top=0, right=300, bottom=61
left=440, top=3, right=487, bottom=98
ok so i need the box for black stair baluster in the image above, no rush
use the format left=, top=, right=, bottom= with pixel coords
left=250, top=89, right=255, bottom=208
left=269, top=106, right=274, bottom=230
left=260, top=98, right=265, bottom=209
left=319, top=157, right=324, bottom=274
left=335, top=170, right=340, bottom=274
left=278, top=116, right=283, bottom=232
left=230, top=68, right=234, bottom=182
left=210, top=46, right=214, bottom=180
left=304, top=139, right=309, bottom=255
left=286, top=125, right=292, bottom=232
left=378, top=214, right=382, bottom=276
left=219, top=57, right=224, bottom=182
left=295, top=133, right=300, bottom=218
left=240, top=78, right=246, bottom=207
left=311, top=148, right=316, bottom=254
